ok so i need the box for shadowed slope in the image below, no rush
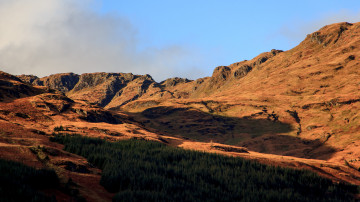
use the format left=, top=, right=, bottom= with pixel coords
left=0, top=71, right=45, bottom=102
left=128, top=106, right=336, bottom=160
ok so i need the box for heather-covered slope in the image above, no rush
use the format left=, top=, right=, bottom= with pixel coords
left=15, top=22, right=360, bottom=169
left=2, top=21, right=360, bottom=199
left=111, top=22, right=360, bottom=166
left=0, top=73, right=160, bottom=201
left=194, top=22, right=360, bottom=163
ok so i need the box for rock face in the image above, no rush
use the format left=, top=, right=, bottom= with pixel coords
left=18, top=73, right=79, bottom=93
left=104, top=74, right=157, bottom=109
left=20, top=72, right=180, bottom=109
left=160, top=77, right=191, bottom=88
left=229, top=49, right=283, bottom=78
left=183, top=49, right=284, bottom=97
left=19, top=71, right=197, bottom=109
left=308, top=22, right=353, bottom=47
left=211, top=66, right=232, bottom=84
left=233, top=65, right=252, bottom=79
left=17, top=74, right=39, bottom=84
left=38, top=73, right=80, bottom=93
left=70, top=72, right=136, bottom=107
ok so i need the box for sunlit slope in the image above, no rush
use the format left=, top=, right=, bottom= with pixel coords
left=16, top=22, right=360, bottom=166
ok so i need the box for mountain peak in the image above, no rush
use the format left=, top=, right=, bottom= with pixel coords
left=300, top=22, right=358, bottom=49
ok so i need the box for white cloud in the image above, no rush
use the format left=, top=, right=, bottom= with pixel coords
left=0, top=0, right=205, bottom=81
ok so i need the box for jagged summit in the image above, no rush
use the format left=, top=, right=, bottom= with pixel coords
left=18, top=71, right=189, bottom=108
left=304, top=22, right=354, bottom=48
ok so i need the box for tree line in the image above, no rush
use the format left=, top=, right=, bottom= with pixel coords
left=51, top=133, right=358, bottom=202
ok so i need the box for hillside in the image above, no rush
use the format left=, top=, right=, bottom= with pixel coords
left=18, top=22, right=360, bottom=163
left=2, top=21, right=360, bottom=200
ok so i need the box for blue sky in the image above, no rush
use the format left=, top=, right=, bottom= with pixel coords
left=1, top=0, right=360, bottom=81
left=97, top=0, right=360, bottom=59
left=97, top=0, right=360, bottom=79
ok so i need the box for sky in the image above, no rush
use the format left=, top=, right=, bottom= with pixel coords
left=0, top=0, right=360, bottom=82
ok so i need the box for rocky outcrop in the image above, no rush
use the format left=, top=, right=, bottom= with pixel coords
left=105, top=74, right=159, bottom=109
left=212, top=66, right=231, bottom=83
left=70, top=73, right=137, bottom=107
left=19, top=73, right=79, bottom=93
left=17, top=74, right=39, bottom=84
left=307, top=22, right=353, bottom=47
left=39, top=73, right=80, bottom=92
left=31, top=93, right=74, bottom=113
left=189, top=49, right=284, bottom=96
left=18, top=72, right=160, bottom=108
left=160, top=77, right=191, bottom=88
left=233, top=65, right=252, bottom=79
left=230, top=49, right=283, bottom=79
left=72, top=73, right=134, bottom=92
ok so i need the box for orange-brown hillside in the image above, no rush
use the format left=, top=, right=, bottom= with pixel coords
left=5, top=22, right=360, bottom=199
left=0, top=73, right=172, bottom=201
left=21, top=22, right=360, bottom=163
left=125, top=22, right=360, bottom=165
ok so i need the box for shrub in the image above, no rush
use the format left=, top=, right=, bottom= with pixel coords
left=53, top=125, right=68, bottom=132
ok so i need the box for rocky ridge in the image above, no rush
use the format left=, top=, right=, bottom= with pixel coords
left=19, top=72, right=197, bottom=109
left=2, top=22, right=360, bottom=198
left=17, top=48, right=283, bottom=109
left=15, top=22, right=360, bottom=165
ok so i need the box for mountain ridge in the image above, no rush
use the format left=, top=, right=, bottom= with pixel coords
left=2, top=22, right=360, bottom=200
left=13, top=22, right=360, bottom=163
left=17, top=22, right=359, bottom=109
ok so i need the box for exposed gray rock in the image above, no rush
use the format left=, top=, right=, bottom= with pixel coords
left=160, top=77, right=191, bottom=88
left=233, top=65, right=252, bottom=79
